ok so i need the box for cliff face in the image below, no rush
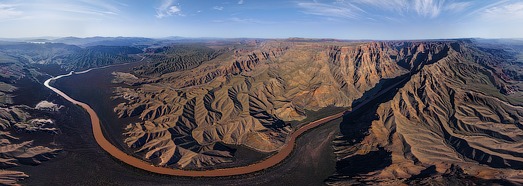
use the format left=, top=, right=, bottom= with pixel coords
left=328, top=42, right=523, bottom=184
left=112, top=40, right=466, bottom=169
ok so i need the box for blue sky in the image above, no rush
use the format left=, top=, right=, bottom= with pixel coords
left=0, top=0, right=522, bottom=39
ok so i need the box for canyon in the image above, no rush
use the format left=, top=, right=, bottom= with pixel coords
left=110, top=39, right=523, bottom=184
left=1, top=37, right=522, bottom=185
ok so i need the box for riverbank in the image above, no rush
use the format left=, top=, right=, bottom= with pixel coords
left=41, top=59, right=407, bottom=179
left=43, top=66, right=344, bottom=177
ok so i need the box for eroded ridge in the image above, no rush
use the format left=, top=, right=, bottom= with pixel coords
left=329, top=41, right=523, bottom=185
left=112, top=41, right=453, bottom=169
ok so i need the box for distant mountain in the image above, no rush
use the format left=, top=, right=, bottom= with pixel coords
left=0, top=42, right=143, bottom=71
left=0, top=37, right=59, bottom=43
left=51, top=36, right=156, bottom=47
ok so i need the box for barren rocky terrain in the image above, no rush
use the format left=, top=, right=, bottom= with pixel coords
left=0, top=54, right=64, bottom=185
left=110, top=39, right=523, bottom=184
left=1, top=37, right=523, bottom=185
left=0, top=40, right=145, bottom=185
left=112, top=41, right=408, bottom=168
left=110, top=39, right=517, bottom=175
left=328, top=40, right=523, bottom=185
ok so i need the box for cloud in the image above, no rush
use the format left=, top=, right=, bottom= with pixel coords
left=299, top=0, right=483, bottom=20
left=297, top=2, right=364, bottom=19
left=445, top=2, right=472, bottom=12
left=353, top=0, right=446, bottom=18
left=413, top=0, right=445, bottom=18
left=169, top=6, right=181, bottom=14
left=213, top=6, right=224, bottom=11
left=52, top=4, right=118, bottom=16
left=0, top=4, right=23, bottom=20
left=0, top=1, right=123, bottom=22
left=41, top=0, right=124, bottom=17
left=238, top=0, right=244, bottom=5
left=229, top=17, right=273, bottom=24
left=156, top=0, right=183, bottom=18
left=213, top=17, right=274, bottom=24
left=352, top=0, right=408, bottom=13
left=482, top=1, right=523, bottom=20
left=78, top=0, right=121, bottom=15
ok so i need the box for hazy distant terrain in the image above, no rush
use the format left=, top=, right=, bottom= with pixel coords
left=1, top=37, right=523, bottom=185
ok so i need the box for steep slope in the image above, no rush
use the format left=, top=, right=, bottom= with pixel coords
left=0, top=170, right=29, bottom=186
left=0, top=50, right=64, bottom=185
left=65, top=45, right=142, bottom=70
left=112, top=40, right=456, bottom=169
left=328, top=42, right=523, bottom=184
left=133, top=45, right=222, bottom=76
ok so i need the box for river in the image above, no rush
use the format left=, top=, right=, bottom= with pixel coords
left=44, top=69, right=344, bottom=177
left=43, top=63, right=407, bottom=180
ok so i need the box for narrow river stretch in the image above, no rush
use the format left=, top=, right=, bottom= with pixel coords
left=44, top=67, right=407, bottom=177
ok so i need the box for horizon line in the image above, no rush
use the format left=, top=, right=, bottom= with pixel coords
left=1, top=36, right=522, bottom=42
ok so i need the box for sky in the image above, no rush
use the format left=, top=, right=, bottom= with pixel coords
left=0, top=0, right=522, bottom=40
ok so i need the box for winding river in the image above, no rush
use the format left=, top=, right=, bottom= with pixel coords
left=44, top=67, right=406, bottom=177
left=43, top=70, right=344, bottom=177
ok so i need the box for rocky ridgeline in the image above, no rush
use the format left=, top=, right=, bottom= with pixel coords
left=111, top=40, right=496, bottom=170
left=328, top=41, right=523, bottom=184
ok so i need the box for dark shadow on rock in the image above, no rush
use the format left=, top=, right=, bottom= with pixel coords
left=409, top=165, right=438, bottom=180
left=406, top=164, right=517, bottom=186
left=340, top=73, right=411, bottom=138
left=327, top=74, right=412, bottom=184
left=335, top=147, right=392, bottom=177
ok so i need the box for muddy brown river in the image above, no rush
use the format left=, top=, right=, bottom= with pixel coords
left=43, top=65, right=405, bottom=177
left=44, top=70, right=344, bottom=177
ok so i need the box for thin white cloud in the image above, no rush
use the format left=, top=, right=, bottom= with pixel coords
left=482, top=1, right=523, bottom=20
left=353, top=0, right=446, bottom=18
left=229, top=17, right=273, bottom=24
left=0, top=0, right=172, bottom=23
left=78, top=0, right=121, bottom=15
left=32, top=0, right=124, bottom=17
left=169, top=6, right=181, bottom=14
left=445, top=2, right=472, bottom=12
left=413, top=0, right=445, bottom=18
left=213, top=17, right=274, bottom=24
left=28, top=0, right=124, bottom=17
left=230, top=17, right=250, bottom=22
left=464, top=0, right=509, bottom=17
left=213, top=6, right=224, bottom=11
left=353, top=0, right=408, bottom=14
left=0, top=4, right=22, bottom=20
left=53, top=4, right=118, bottom=16
left=156, top=0, right=183, bottom=18
left=238, top=0, right=244, bottom=5
left=297, top=2, right=363, bottom=19
left=299, top=0, right=483, bottom=20
left=0, top=1, right=122, bottom=22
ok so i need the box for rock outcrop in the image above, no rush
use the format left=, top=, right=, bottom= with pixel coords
left=112, top=40, right=466, bottom=169
left=329, top=41, right=523, bottom=184
left=0, top=170, right=29, bottom=186
left=0, top=100, right=62, bottom=185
